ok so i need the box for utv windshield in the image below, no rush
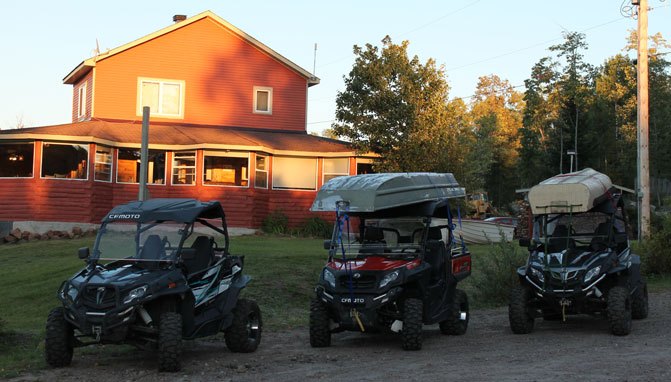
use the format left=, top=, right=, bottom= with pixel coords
left=331, top=217, right=450, bottom=257
left=93, top=221, right=186, bottom=263
left=533, top=210, right=626, bottom=253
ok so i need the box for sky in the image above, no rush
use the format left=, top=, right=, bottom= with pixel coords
left=1, top=1, right=669, bottom=134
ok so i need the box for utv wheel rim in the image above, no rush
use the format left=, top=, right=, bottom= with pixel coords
left=247, top=312, right=261, bottom=341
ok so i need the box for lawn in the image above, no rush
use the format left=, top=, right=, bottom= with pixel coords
left=0, top=236, right=667, bottom=377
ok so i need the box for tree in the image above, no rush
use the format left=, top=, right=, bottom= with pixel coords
left=332, top=36, right=464, bottom=172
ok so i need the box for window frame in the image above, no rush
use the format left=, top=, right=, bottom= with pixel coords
left=40, top=142, right=89, bottom=181
left=271, top=156, right=317, bottom=191
left=137, top=77, right=185, bottom=119
left=253, top=86, right=273, bottom=115
left=322, top=157, right=350, bottom=184
left=0, top=141, right=35, bottom=179
left=94, top=145, right=113, bottom=183
left=202, top=151, right=250, bottom=188
left=77, top=82, right=87, bottom=120
left=115, top=148, right=167, bottom=185
left=254, top=154, right=268, bottom=189
left=171, top=151, right=197, bottom=186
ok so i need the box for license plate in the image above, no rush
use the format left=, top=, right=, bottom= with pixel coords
left=340, top=297, right=366, bottom=305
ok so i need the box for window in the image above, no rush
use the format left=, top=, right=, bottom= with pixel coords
left=41, top=142, right=88, bottom=180
left=272, top=156, right=317, bottom=190
left=138, top=78, right=184, bottom=118
left=254, top=154, right=268, bottom=189
left=323, top=158, right=349, bottom=183
left=172, top=151, right=196, bottom=185
left=203, top=151, right=249, bottom=187
left=356, top=158, right=375, bottom=174
left=253, top=86, right=273, bottom=114
left=94, top=145, right=112, bottom=182
left=116, top=148, right=166, bottom=184
left=77, top=83, right=87, bottom=119
left=0, top=142, right=34, bottom=178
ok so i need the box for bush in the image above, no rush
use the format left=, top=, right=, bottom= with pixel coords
left=297, top=217, right=332, bottom=238
left=471, top=233, right=528, bottom=306
left=638, top=214, right=671, bottom=275
left=261, top=210, right=289, bottom=235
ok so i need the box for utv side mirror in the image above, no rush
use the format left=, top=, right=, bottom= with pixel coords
left=323, top=240, right=332, bottom=250
left=78, top=247, right=90, bottom=260
left=518, top=238, right=530, bottom=248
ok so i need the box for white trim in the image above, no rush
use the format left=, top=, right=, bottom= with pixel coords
left=77, top=82, right=87, bottom=120
left=253, top=86, right=273, bottom=115
left=93, top=145, right=113, bottom=183
left=0, top=141, right=35, bottom=179
left=254, top=154, right=268, bottom=189
left=202, top=151, right=250, bottom=188
left=40, top=142, right=89, bottom=181
left=171, top=150, right=197, bottom=186
left=136, top=77, right=185, bottom=119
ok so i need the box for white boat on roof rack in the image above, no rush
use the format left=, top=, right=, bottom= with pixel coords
left=310, top=172, right=465, bottom=213
left=527, top=168, right=614, bottom=214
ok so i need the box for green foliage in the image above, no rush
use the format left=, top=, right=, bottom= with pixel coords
left=261, top=210, right=289, bottom=235
left=637, top=214, right=671, bottom=275
left=471, top=234, right=528, bottom=306
left=296, top=217, right=332, bottom=238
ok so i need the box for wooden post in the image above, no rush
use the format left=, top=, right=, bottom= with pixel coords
left=637, top=0, right=650, bottom=238
left=139, top=106, right=150, bottom=201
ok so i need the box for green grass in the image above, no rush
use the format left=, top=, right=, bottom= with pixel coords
left=0, top=236, right=668, bottom=377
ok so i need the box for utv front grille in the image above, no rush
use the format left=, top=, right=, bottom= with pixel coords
left=82, top=286, right=118, bottom=309
left=339, top=275, right=376, bottom=289
left=550, top=270, right=581, bottom=281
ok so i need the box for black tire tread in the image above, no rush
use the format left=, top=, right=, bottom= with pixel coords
left=158, top=312, right=182, bottom=372
left=225, top=298, right=262, bottom=353
left=45, top=307, right=74, bottom=367
left=631, top=282, right=649, bottom=320
left=509, top=284, right=534, bottom=334
left=439, top=289, right=469, bottom=335
left=401, top=298, right=423, bottom=350
left=607, top=286, right=632, bottom=336
left=309, top=298, right=331, bottom=347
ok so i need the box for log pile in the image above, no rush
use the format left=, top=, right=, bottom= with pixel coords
left=2, top=227, right=96, bottom=244
left=514, top=200, right=533, bottom=240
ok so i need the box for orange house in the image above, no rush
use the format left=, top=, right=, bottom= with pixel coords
left=0, top=11, right=374, bottom=231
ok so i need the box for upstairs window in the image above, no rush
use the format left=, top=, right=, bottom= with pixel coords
left=138, top=78, right=184, bottom=118
left=172, top=151, right=196, bottom=185
left=77, top=83, right=87, bottom=119
left=41, top=142, right=88, bottom=180
left=0, top=142, right=34, bottom=178
left=253, top=86, right=273, bottom=115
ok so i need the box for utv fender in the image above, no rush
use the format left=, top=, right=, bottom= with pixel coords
left=221, top=275, right=251, bottom=313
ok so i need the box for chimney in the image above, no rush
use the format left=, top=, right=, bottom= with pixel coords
left=173, top=14, right=187, bottom=23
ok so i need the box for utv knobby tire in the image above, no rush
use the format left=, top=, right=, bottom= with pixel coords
left=45, top=307, right=74, bottom=367
left=439, top=289, right=469, bottom=335
left=158, top=312, right=182, bottom=372
left=509, top=284, right=534, bottom=334
left=607, top=286, right=632, bottom=336
left=632, top=282, right=649, bottom=320
left=401, top=298, right=423, bottom=351
left=225, top=299, right=262, bottom=353
left=309, top=298, right=331, bottom=347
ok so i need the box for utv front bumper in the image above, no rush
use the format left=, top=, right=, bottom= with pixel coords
left=315, top=285, right=403, bottom=330
left=62, top=303, right=140, bottom=342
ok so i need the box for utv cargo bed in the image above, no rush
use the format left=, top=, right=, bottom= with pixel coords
left=310, top=172, right=465, bottom=213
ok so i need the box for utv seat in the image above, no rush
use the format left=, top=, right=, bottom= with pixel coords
left=424, top=227, right=445, bottom=280
left=182, top=236, right=214, bottom=276
left=138, top=234, right=165, bottom=261
left=359, top=227, right=387, bottom=254
left=547, top=224, right=575, bottom=252
left=590, top=222, right=612, bottom=251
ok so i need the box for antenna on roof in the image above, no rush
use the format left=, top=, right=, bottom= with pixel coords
left=92, top=38, right=100, bottom=57
left=313, top=43, right=317, bottom=75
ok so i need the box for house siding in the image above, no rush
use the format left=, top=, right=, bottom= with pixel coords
left=92, top=18, right=307, bottom=130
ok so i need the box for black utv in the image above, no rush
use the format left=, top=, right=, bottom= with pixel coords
left=45, top=198, right=262, bottom=371
left=309, top=173, right=472, bottom=350
left=510, top=170, right=648, bottom=336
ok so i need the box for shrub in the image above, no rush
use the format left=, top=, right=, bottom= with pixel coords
left=638, top=214, right=671, bottom=275
left=471, top=232, right=528, bottom=306
left=261, top=210, right=289, bottom=235
left=297, top=217, right=332, bottom=238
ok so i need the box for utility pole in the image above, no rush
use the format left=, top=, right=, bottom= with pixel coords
left=636, top=0, right=650, bottom=238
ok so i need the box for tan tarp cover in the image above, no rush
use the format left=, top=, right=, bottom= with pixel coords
left=528, top=168, right=613, bottom=214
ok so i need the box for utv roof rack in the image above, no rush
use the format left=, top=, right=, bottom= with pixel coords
left=310, top=172, right=465, bottom=213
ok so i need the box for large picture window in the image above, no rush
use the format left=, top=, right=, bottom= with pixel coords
left=41, top=142, right=88, bottom=180
left=254, top=154, right=268, bottom=189
left=117, top=148, right=166, bottom=184
left=138, top=77, right=184, bottom=118
left=0, top=142, right=34, bottom=178
left=203, top=151, right=249, bottom=187
left=272, top=156, right=317, bottom=190
left=253, top=86, right=272, bottom=114
left=323, top=158, right=349, bottom=183
left=94, top=145, right=112, bottom=182
left=172, top=151, right=196, bottom=185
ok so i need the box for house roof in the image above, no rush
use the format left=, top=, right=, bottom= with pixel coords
left=0, top=120, right=358, bottom=157
left=63, top=10, right=319, bottom=86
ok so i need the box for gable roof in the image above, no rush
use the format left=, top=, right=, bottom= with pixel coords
left=63, top=10, right=319, bottom=86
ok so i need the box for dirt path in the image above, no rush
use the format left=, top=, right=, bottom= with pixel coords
left=13, top=290, right=671, bottom=382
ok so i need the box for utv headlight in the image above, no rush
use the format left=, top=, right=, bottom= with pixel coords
left=379, top=270, right=400, bottom=288
left=322, top=269, right=336, bottom=288
left=60, top=283, right=78, bottom=303
left=530, top=267, right=545, bottom=283
left=123, top=285, right=148, bottom=304
left=583, top=266, right=602, bottom=283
